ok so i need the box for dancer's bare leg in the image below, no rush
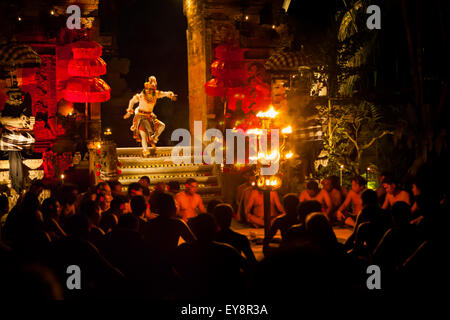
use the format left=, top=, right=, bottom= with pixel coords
left=139, top=130, right=150, bottom=157
left=151, top=120, right=165, bottom=143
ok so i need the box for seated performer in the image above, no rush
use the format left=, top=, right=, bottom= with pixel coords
left=124, top=76, right=177, bottom=157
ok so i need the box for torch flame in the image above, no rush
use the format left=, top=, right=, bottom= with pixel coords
left=282, top=126, right=292, bottom=134
left=246, top=128, right=264, bottom=135
left=285, top=151, right=293, bottom=159
left=257, top=106, right=278, bottom=119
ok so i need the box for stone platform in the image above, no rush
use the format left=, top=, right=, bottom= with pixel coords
left=117, top=147, right=222, bottom=202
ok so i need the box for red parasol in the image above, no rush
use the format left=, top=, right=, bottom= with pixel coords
left=68, top=57, right=106, bottom=77
left=63, top=40, right=110, bottom=138
left=64, top=77, right=110, bottom=103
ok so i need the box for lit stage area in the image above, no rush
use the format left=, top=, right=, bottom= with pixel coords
left=230, top=220, right=353, bottom=261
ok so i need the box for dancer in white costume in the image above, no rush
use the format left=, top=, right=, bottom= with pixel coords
left=124, top=76, right=177, bottom=156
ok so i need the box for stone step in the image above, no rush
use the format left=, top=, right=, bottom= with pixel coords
left=116, top=146, right=221, bottom=198
left=116, top=147, right=201, bottom=158
left=118, top=174, right=218, bottom=185
left=119, top=164, right=214, bottom=174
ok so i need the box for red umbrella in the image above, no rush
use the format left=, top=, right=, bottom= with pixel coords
left=64, top=77, right=110, bottom=103
left=68, top=57, right=106, bottom=77
left=63, top=40, right=110, bottom=138
left=71, top=40, right=103, bottom=60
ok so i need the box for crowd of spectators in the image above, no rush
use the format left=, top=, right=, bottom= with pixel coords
left=0, top=165, right=447, bottom=302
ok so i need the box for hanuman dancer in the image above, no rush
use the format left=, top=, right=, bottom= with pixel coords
left=124, top=76, right=177, bottom=157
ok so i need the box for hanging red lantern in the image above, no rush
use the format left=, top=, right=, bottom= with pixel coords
left=68, top=57, right=107, bottom=77
left=64, top=77, right=111, bottom=103
left=64, top=40, right=111, bottom=138
left=71, top=40, right=103, bottom=60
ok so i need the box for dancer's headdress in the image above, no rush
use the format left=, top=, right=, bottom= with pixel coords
left=144, top=76, right=157, bottom=89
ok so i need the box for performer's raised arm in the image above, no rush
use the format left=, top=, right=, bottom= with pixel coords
left=157, top=90, right=177, bottom=101
left=124, top=94, right=139, bottom=119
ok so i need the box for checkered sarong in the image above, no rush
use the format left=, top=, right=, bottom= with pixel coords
left=0, top=129, right=35, bottom=151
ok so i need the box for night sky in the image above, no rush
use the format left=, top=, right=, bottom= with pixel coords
left=101, top=0, right=189, bottom=146
left=100, top=0, right=341, bottom=147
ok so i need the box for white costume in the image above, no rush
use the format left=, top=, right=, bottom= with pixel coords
left=124, top=76, right=175, bottom=156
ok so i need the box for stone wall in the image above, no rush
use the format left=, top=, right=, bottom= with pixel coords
left=184, top=0, right=286, bottom=133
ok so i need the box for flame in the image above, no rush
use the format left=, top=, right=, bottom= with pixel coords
left=282, top=126, right=292, bottom=134
left=257, top=176, right=281, bottom=188
left=246, top=128, right=264, bottom=135
left=257, top=106, right=278, bottom=119
left=285, top=151, right=293, bottom=159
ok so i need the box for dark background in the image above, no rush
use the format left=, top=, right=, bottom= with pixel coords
left=100, top=0, right=189, bottom=147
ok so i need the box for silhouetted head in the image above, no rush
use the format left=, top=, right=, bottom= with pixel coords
left=361, top=189, right=378, bottom=207
left=99, top=213, right=118, bottom=233
left=157, top=193, right=177, bottom=218
left=167, top=180, right=180, bottom=193
left=108, top=180, right=123, bottom=196
left=352, top=176, right=367, bottom=193
left=30, top=179, right=44, bottom=196
left=391, top=201, right=411, bottom=226
left=306, top=181, right=319, bottom=197
left=283, top=193, right=299, bottom=217
left=297, top=200, right=322, bottom=224
left=188, top=213, right=217, bottom=242
left=41, top=197, right=61, bottom=221
left=305, top=212, right=338, bottom=248
left=382, top=176, right=398, bottom=195
left=321, top=178, right=332, bottom=192
left=138, top=176, right=150, bottom=188
left=79, top=199, right=101, bottom=227
left=329, top=175, right=341, bottom=190
left=109, top=195, right=129, bottom=215
left=127, top=182, right=144, bottom=198
left=207, top=199, right=222, bottom=215
left=130, top=196, right=147, bottom=218
left=213, top=203, right=234, bottom=230
left=154, top=182, right=166, bottom=192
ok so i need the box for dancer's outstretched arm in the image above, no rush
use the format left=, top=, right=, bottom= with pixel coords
left=124, top=94, right=139, bottom=119
left=157, top=90, right=177, bottom=101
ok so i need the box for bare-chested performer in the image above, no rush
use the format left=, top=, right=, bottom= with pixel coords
left=381, top=177, right=410, bottom=210
left=299, top=181, right=333, bottom=218
left=124, top=76, right=177, bottom=157
left=245, top=188, right=285, bottom=228
left=336, top=176, right=367, bottom=227
left=175, top=178, right=206, bottom=222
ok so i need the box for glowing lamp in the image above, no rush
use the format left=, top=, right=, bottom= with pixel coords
left=246, top=128, right=264, bottom=135
left=257, top=106, right=278, bottom=119
left=256, top=175, right=282, bottom=190
left=282, top=126, right=292, bottom=134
